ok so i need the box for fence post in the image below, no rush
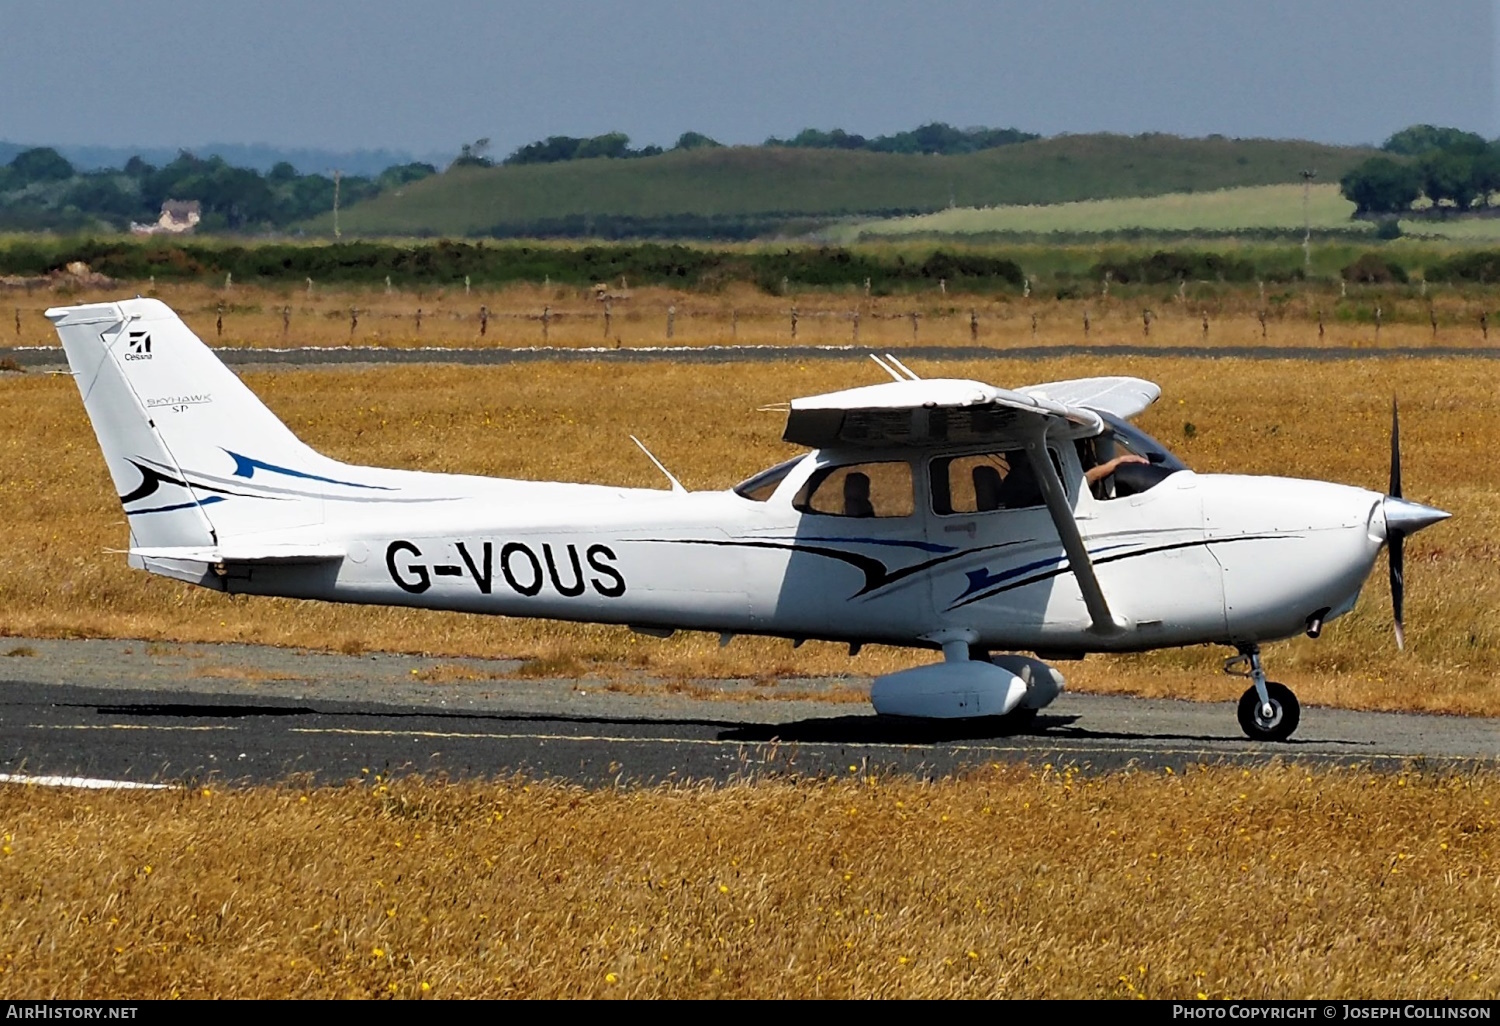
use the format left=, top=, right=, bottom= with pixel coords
left=1083, top=310, right=1090, bottom=337
left=852, top=310, right=859, bottom=343
left=603, top=302, right=612, bottom=338
left=731, top=308, right=737, bottom=339
left=790, top=307, right=798, bottom=340
left=1202, top=312, right=1209, bottom=339
left=1482, top=312, right=1489, bottom=341
left=1031, top=312, right=1038, bottom=338
left=1317, top=309, right=1323, bottom=340
left=282, top=305, right=290, bottom=338
left=1429, top=307, right=1438, bottom=339
left=216, top=303, right=223, bottom=338
left=970, top=309, right=978, bottom=342
left=350, top=307, right=358, bottom=337
left=910, top=311, right=918, bottom=342
left=14, top=308, right=19, bottom=339
left=479, top=305, right=488, bottom=338
left=415, top=308, right=422, bottom=334
left=667, top=305, right=675, bottom=340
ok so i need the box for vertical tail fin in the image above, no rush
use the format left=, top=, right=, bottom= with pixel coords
left=47, top=298, right=336, bottom=550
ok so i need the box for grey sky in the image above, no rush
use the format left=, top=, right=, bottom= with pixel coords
left=1, top=0, right=1493, bottom=158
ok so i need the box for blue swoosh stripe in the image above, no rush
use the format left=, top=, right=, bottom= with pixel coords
left=224, top=450, right=395, bottom=491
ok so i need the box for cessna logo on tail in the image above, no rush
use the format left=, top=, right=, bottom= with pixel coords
left=124, top=331, right=153, bottom=361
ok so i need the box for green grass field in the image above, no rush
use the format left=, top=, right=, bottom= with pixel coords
left=318, top=135, right=1379, bottom=238
left=846, top=184, right=1360, bottom=237
left=845, top=184, right=1500, bottom=242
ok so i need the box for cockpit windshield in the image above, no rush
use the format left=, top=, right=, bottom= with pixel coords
left=1099, top=412, right=1188, bottom=472
left=1078, top=413, right=1188, bottom=499
left=733, top=456, right=804, bottom=502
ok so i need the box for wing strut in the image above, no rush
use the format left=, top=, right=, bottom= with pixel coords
left=1023, top=430, right=1127, bottom=636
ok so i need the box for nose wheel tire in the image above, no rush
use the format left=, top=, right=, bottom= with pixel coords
left=1236, top=681, right=1300, bottom=742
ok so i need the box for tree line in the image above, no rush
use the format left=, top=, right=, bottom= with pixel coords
left=494, top=122, right=1037, bottom=167
left=0, top=148, right=437, bottom=233
left=1339, top=124, right=1500, bottom=220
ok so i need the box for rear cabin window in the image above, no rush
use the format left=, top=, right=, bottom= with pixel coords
left=929, top=449, right=1058, bottom=514
left=733, top=457, right=803, bottom=502
left=794, top=461, right=914, bottom=518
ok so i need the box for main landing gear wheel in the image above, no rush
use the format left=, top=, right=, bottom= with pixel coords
left=1236, top=681, right=1300, bottom=742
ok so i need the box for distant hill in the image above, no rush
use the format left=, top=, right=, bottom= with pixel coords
left=318, top=134, right=1382, bottom=239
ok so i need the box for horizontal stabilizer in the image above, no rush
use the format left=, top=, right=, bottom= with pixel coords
left=127, top=543, right=347, bottom=564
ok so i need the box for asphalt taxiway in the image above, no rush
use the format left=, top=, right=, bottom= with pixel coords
left=0, top=640, right=1494, bottom=788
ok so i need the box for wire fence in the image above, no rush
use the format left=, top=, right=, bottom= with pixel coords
left=4, top=290, right=1497, bottom=352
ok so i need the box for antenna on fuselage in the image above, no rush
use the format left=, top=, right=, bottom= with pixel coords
left=884, top=353, right=921, bottom=380
left=869, top=353, right=905, bottom=382
left=629, top=435, right=686, bottom=493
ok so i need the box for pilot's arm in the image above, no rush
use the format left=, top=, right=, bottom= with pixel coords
left=1084, top=453, right=1149, bottom=484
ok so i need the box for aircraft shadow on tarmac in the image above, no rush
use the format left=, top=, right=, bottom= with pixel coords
left=68, top=698, right=1367, bottom=749
left=717, top=715, right=1370, bottom=748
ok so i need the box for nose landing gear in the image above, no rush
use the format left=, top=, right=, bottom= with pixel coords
left=1225, top=647, right=1301, bottom=742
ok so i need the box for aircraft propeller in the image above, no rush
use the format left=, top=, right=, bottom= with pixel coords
left=1382, top=398, right=1450, bottom=650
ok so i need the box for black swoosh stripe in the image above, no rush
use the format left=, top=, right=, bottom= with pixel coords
left=119, top=459, right=265, bottom=505
left=638, top=538, right=1025, bottom=597
left=947, top=534, right=1293, bottom=610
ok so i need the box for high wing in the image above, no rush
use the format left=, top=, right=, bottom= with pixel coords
left=782, top=373, right=1161, bottom=637
left=1017, top=376, right=1161, bottom=422
left=782, top=375, right=1158, bottom=449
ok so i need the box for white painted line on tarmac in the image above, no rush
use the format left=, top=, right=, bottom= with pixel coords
left=29, top=723, right=235, bottom=731
left=0, top=773, right=170, bottom=790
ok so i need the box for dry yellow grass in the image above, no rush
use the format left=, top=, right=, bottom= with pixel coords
left=1, top=356, right=1495, bottom=716
left=7, top=279, right=1500, bottom=351
left=0, top=766, right=1495, bottom=998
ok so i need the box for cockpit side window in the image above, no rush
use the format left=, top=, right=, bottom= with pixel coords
left=733, top=457, right=803, bottom=502
left=930, top=449, right=1059, bottom=514
left=794, top=460, right=914, bottom=518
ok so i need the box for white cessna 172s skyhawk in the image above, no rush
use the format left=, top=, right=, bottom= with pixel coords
left=49, top=298, right=1450, bottom=742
